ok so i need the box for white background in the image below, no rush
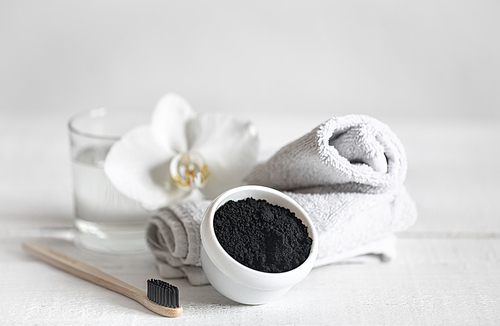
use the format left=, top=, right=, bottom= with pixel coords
left=1, top=0, right=499, bottom=121
left=1, top=2, right=500, bottom=325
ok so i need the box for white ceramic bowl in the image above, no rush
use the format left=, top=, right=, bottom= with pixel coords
left=200, top=185, right=318, bottom=305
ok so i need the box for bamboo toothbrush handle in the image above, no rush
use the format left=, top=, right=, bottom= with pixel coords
left=22, top=241, right=145, bottom=302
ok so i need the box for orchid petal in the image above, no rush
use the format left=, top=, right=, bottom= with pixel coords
left=151, top=93, right=197, bottom=154
left=186, top=113, right=259, bottom=199
left=104, top=125, right=190, bottom=211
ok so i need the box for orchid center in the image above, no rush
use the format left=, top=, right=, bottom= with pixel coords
left=170, top=152, right=210, bottom=190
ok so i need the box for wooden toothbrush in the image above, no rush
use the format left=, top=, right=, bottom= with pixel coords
left=22, top=241, right=183, bottom=318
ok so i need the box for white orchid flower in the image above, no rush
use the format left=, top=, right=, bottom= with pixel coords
left=103, top=93, right=259, bottom=211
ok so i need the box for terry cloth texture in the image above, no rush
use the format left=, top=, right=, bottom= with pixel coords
left=146, top=114, right=417, bottom=285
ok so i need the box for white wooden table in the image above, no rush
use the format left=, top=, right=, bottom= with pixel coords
left=1, top=111, right=499, bottom=325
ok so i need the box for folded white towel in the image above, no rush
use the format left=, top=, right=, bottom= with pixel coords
left=245, top=114, right=407, bottom=193
left=146, top=114, right=417, bottom=285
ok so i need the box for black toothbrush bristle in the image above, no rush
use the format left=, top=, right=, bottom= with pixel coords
left=147, top=279, right=180, bottom=308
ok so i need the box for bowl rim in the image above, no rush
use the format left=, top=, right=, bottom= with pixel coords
left=200, top=185, right=318, bottom=290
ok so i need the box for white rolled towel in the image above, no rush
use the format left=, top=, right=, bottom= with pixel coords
left=245, top=114, right=407, bottom=193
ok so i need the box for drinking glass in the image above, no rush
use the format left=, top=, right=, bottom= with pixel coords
left=68, top=108, right=150, bottom=254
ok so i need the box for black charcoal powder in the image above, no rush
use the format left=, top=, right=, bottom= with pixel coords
left=213, top=197, right=312, bottom=273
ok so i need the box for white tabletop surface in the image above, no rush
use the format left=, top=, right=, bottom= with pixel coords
left=1, top=111, right=499, bottom=325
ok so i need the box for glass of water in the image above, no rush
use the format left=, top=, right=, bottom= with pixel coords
left=68, top=108, right=151, bottom=254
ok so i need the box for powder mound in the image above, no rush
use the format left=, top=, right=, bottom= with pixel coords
left=213, top=197, right=312, bottom=273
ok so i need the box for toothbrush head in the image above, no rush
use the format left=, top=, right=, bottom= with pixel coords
left=147, top=279, right=180, bottom=309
